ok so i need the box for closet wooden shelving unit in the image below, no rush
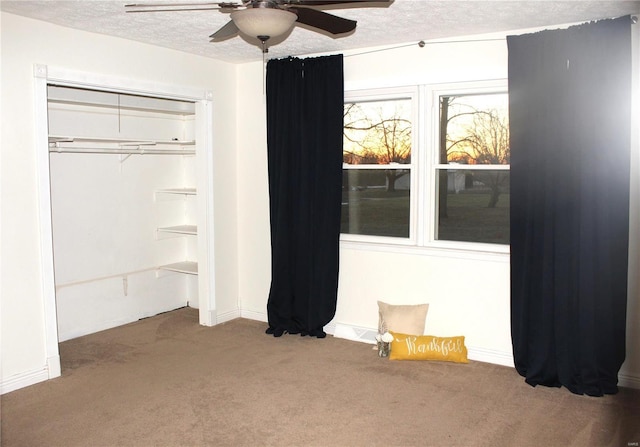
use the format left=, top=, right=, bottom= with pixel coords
left=45, top=83, right=213, bottom=340
left=154, top=188, right=199, bottom=276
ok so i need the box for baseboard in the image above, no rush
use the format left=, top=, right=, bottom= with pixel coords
left=47, top=354, right=62, bottom=379
left=239, top=309, right=267, bottom=323
left=333, top=322, right=378, bottom=344
left=1, top=367, right=50, bottom=395
left=240, top=309, right=337, bottom=335
left=467, top=346, right=514, bottom=367
left=216, top=308, right=241, bottom=324
left=324, top=322, right=337, bottom=336
left=618, top=372, right=640, bottom=390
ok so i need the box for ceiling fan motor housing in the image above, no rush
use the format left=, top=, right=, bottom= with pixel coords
left=230, top=6, right=297, bottom=39
left=249, top=0, right=281, bottom=9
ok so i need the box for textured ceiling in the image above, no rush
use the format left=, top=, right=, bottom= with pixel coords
left=2, top=0, right=639, bottom=63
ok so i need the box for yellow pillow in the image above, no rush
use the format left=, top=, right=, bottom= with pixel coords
left=389, top=332, right=469, bottom=363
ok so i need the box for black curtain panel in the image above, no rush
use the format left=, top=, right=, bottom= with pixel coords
left=265, top=54, right=344, bottom=338
left=508, top=16, right=632, bottom=396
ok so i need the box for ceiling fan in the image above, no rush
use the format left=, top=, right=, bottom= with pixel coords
left=126, top=0, right=392, bottom=50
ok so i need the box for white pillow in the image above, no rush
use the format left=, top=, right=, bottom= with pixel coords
left=377, top=300, right=429, bottom=335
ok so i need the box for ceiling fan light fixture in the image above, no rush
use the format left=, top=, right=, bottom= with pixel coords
left=230, top=8, right=297, bottom=40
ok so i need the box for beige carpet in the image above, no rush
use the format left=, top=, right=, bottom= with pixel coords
left=2, top=307, right=639, bottom=447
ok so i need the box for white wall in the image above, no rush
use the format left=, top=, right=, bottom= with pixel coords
left=236, top=34, right=640, bottom=387
left=0, top=12, right=239, bottom=391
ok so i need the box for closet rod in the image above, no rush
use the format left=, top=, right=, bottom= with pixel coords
left=49, top=147, right=195, bottom=155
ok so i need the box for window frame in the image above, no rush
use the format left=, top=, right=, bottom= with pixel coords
left=341, top=80, right=510, bottom=257
left=425, top=81, right=510, bottom=254
left=342, top=86, right=419, bottom=246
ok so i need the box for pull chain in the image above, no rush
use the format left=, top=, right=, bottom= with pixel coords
left=259, top=36, right=269, bottom=95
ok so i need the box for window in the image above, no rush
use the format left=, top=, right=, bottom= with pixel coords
left=341, top=81, right=509, bottom=252
left=342, top=89, right=416, bottom=240
left=435, top=92, right=510, bottom=245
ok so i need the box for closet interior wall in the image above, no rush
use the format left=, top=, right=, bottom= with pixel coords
left=47, top=86, right=199, bottom=341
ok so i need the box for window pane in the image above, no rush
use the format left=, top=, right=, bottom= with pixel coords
left=436, top=170, right=509, bottom=244
left=439, top=93, right=509, bottom=165
left=344, top=99, right=411, bottom=165
left=341, top=169, right=410, bottom=238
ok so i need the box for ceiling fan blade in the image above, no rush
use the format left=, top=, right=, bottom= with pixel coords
left=125, top=2, right=223, bottom=7
left=285, top=0, right=390, bottom=5
left=209, top=19, right=239, bottom=41
left=289, top=7, right=356, bottom=35
left=125, top=2, right=242, bottom=12
left=126, top=7, right=223, bottom=12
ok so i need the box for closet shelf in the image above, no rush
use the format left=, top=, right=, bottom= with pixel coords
left=47, top=86, right=196, bottom=116
left=159, top=261, right=198, bottom=275
left=157, top=225, right=197, bottom=235
left=48, top=136, right=196, bottom=155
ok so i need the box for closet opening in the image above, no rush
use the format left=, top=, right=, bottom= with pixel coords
left=35, top=67, right=216, bottom=378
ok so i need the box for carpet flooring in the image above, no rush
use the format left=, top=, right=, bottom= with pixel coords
left=2, top=307, right=639, bottom=446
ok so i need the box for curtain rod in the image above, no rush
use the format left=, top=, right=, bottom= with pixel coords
left=270, top=16, right=637, bottom=65
left=344, top=15, right=637, bottom=59
left=344, top=38, right=505, bottom=58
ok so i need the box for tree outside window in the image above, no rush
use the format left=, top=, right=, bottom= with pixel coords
left=342, top=98, right=412, bottom=238
left=437, top=93, right=510, bottom=245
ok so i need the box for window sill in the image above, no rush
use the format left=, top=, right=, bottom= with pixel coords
left=339, top=238, right=510, bottom=263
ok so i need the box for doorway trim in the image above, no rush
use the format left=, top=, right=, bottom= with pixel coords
left=34, top=64, right=217, bottom=382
